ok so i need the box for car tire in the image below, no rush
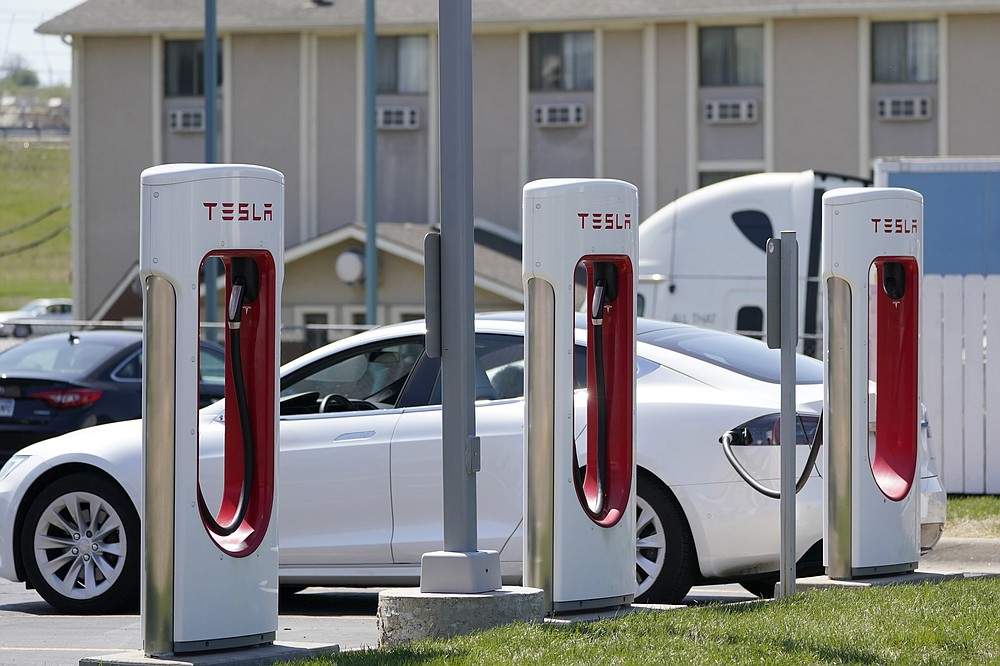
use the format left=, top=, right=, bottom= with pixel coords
left=13, top=324, right=30, bottom=338
left=635, top=475, right=696, bottom=604
left=20, top=472, right=139, bottom=614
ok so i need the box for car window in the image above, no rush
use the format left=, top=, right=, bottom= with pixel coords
left=0, top=335, right=121, bottom=376
left=280, top=338, right=424, bottom=414
left=112, top=350, right=142, bottom=380
left=109, top=343, right=225, bottom=384
left=636, top=325, right=824, bottom=384
left=425, top=334, right=520, bottom=404
left=480, top=335, right=525, bottom=399
left=422, top=333, right=591, bottom=404
left=199, top=346, right=226, bottom=384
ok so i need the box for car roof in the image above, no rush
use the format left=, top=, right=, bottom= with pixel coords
left=13, top=329, right=141, bottom=345
left=476, top=309, right=695, bottom=336
left=19, top=297, right=73, bottom=308
left=281, top=311, right=706, bottom=374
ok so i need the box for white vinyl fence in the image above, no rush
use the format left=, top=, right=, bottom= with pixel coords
left=922, top=274, right=1000, bottom=495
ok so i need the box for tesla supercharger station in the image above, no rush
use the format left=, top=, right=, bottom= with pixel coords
left=523, top=178, right=637, bottom=613
left=822, top=187, right=922, bottom=579
left=140, top=164, right=283, bottom=655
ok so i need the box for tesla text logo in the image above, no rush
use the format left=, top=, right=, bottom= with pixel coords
left=203, top=202, right=274, bottom=222
left=871, top=218, right=918, bottom=234
left=578, top=212, right=632, bottom=230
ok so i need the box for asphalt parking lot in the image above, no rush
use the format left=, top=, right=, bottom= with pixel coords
left=0, top=578, right=762, bottom=665
left=0, top=579, right=385, bottom=664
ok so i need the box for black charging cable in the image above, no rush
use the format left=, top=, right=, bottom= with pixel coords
left=720, top=411, right=824, bottom=500
left=197, top=271, right=256, bottom=537
left=573, top=273, right=612, bottom=517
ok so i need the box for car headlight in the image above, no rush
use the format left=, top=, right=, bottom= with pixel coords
left=0, top=455, right=30, bottom=482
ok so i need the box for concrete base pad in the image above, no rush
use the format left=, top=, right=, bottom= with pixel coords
left=78, top=642, right=340, bottom=666
left=377, top=585, right=544, bottom=647
left=419, top=549, right=502, bottom=594
left=797, top=569, right=967, bottom=592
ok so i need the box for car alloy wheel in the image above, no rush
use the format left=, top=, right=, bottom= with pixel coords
left=634, top=475, right=695, bottom=604
left=20, top=473, right=139, bottom=613
left=635, top=492, right=665, bottom=598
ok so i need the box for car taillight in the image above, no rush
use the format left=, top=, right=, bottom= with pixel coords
left=28, top=388, right=103, bottom=409
left=720, top=413, right=820, bottom=446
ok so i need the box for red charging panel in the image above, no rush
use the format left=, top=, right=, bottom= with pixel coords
left=201, top=251, right=277, bottom=555
left=581, top=256, right=634, bottom=527
left=869, top=257, right=918, bottom=501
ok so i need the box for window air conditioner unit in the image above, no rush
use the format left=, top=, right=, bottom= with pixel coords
left=532, top=103, right=587, bottom=128
left=376, top=106, right=420, bottom=130
left=876, top=96, right=932, bottom=121
left=703, top=99, right=758, bottom=124
left=168, top=108, right=206, bottom=133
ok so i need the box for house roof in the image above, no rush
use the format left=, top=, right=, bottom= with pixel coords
left=39, top=0, right=1000, bottom=37
left=285, top=222, right=523, bottom=304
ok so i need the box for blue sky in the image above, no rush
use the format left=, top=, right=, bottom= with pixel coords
left=1, top=0, right=78, bottom=86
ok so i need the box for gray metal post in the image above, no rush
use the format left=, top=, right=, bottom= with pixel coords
left=419, top=0, right=499, bottom=597
left=364, top=0, right=378, bottom=325
left=204, top=1, right=216, bottom=165
left=202, top=0, right=218, bottom=340
left=777, top=230, right=798, bottom=599
left=437, top=0, right=478, bottom=553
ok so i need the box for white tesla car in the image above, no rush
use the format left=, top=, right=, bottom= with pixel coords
left=0, top=313, right=945, bottom=613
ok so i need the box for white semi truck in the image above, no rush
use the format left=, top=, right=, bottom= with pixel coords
left=635, top=170, right=865, bottom=356
left=636, top=159, right=1000, bottom=355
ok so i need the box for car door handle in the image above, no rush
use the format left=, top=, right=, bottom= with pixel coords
left=334, top=430, right=376, bottom=442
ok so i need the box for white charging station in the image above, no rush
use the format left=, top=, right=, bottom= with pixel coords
left=523, top=178, right=637, bottom=613
left=140, top=164, right=283, bottom=655
left=822, top=187, right=922, bottom=579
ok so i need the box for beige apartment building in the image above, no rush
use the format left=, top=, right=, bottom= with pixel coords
left=40, top=0, right=1000, bottom=341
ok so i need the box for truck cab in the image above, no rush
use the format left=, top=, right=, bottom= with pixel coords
left=637, top=170, right=866, bottom=356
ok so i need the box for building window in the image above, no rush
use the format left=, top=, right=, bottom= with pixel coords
left=377, top=36, right=428, bottom=94
left=164, top=40, right=222, bottom=97
left=529, top=32, right=594, bottom=92
left=698, top=171, right=754, bottom=188
left=699, top=26, right=763, bottom=87
left=303, top=312, right=329, bottom=351
left=872, top=21, right=937, bottom=83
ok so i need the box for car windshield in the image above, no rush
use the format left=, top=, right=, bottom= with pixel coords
left=0, top=335, right=121, bottom=377
left=637, top=325, right=824, bottom=384
left=16, top=301, right=46, bottom=315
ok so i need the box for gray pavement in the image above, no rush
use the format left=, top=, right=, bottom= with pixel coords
left=918, top=537, right=1000, bottom=574
left=0, top=580, right=755, bottom=664
left=0, top=538, right=995, bottom=665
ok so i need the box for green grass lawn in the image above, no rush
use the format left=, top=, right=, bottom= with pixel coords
left=0, top=141, right=72, bottom=311
left=946, top=495, right=1000, bottom=538
left=292, top=577, right=1000, bottom=665
left=294, top=497, right=1000, bottom=665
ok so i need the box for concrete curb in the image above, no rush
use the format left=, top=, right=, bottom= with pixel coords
left=78, top=642, right=340, bottom=666
left=377, top=586, right=544, bottom=647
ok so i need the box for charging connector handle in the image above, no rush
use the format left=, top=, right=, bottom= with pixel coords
left=591, top=279, right=606, bottom=326
left=575, top=274, right=610, bottom=517
left=227, top=278, right=245, bottom=330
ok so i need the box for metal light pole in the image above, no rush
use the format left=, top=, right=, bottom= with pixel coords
left=364, top=0, right=378, bottom=325
left=437, top=0, right=478, bottom=555
left=418, top=0, right=500, bottom=594
left=203, top=0, right=218, bottom=340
